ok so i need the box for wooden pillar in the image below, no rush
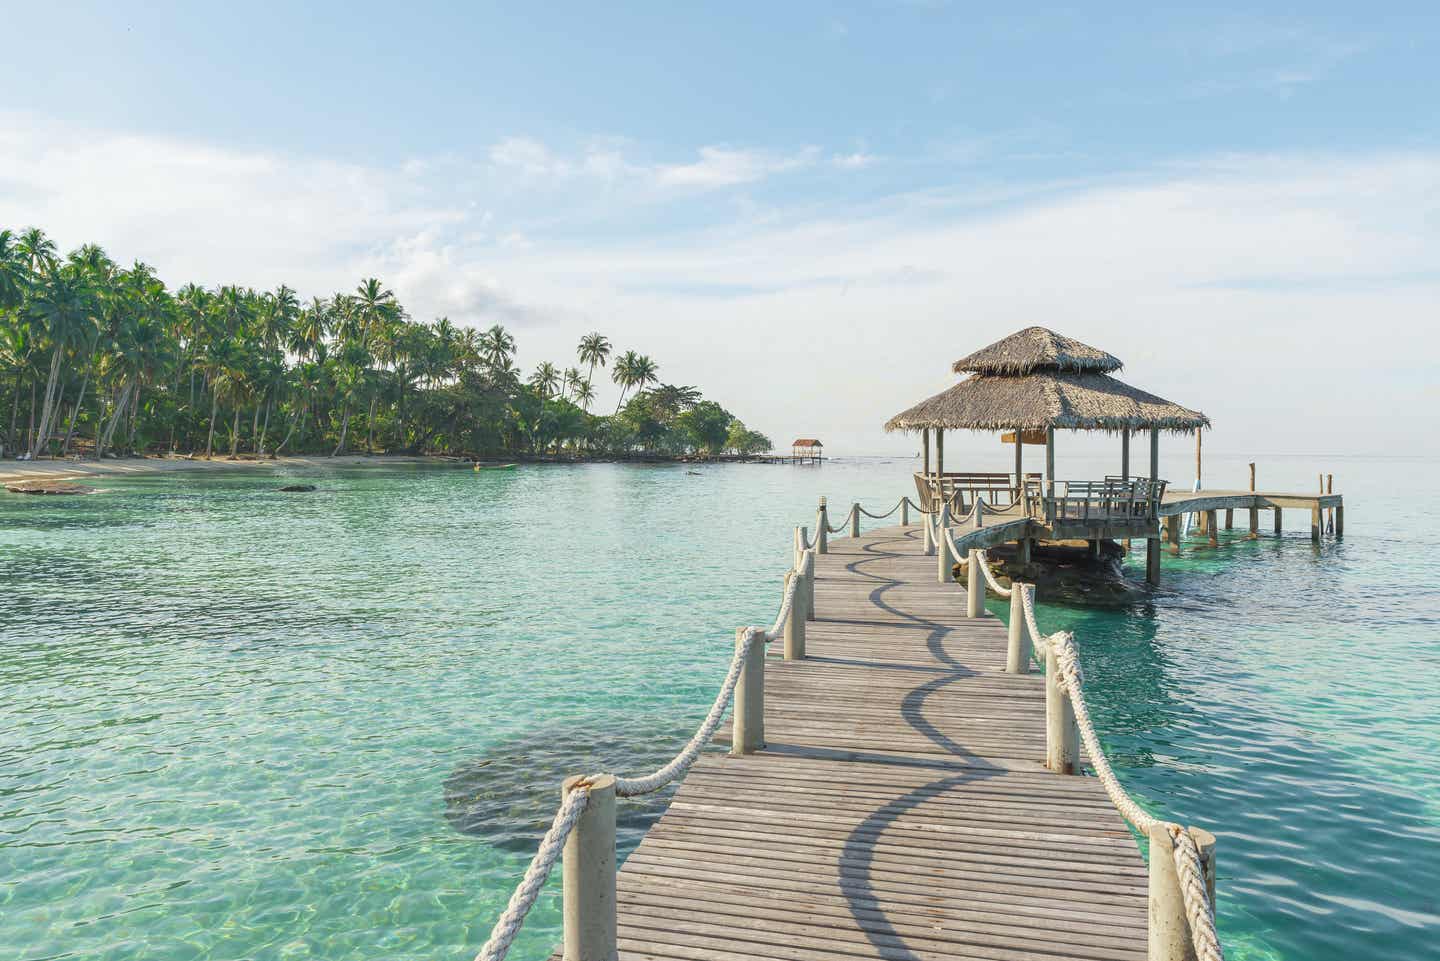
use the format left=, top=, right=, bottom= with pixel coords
left=1006, top=585, right=1031, bottom=673
left=1121, top=430, right=1130, bottom=482
left=1311, top=503, right=1322, bottom=543
left=1146, top=538, right=1160, bottom=585
left=921, top=428, right=930, bottom=477
left=562, top=774, right=618, bottom=961
left=1045, top=427, right=1055, bottom=493
left=1206, top=510, right=1218, bottom=547
left=1147, top=824, right=1217, bottom=961
left=1045, top=645, right=1080, bottom=775
left=1017, top=536, right=1032, bottom=565
left=783, top=570, right=806, bottom=660
left=1247, top=462, right=1258, bottom=539
left=1224, top=508, right=1233, bottom=530
left=731, top=628, right=764, bottom=754
left=966, top=549, right=984, bottom=618
left=1336, top=502, right=1344, bottom=537
left=1194, top=429, right=1202, bottom=490
left=936, top=428, right=945, bottom=496
left=1165, top=515, right=1181, bottom=554
left=1274, top=507, right=1282, bottom=536
left=1014, top=426, right=1023, bottom=499
left=1327, top=474, right=1334, bottom=533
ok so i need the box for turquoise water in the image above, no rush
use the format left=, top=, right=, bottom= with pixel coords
left=1, top=455, right=1435, bottom=960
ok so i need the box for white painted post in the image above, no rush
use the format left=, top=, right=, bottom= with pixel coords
left=817, top=497, right=829, bottom=554
left=1146, top=824, right=1217, bottom=961
left=850, top=502, right=860, bottom=538
left=936, top=505, right=952, bottom=582
left=793, top=526, right=804, bottom=570
left=783, top=570, right=806, bottom=660
left=900, top=497, right=910, bottom=527
left=922, top=510, right=935, bottom=555
left=966, top=548, right=984, bottom=618
left=1045, top=645, right=1080, bottom=774
left=731, top=628, right=764, bottom=754
left=562, top=774, right=618, bottom=961
left=1006, top=585, right=1031, bottom=673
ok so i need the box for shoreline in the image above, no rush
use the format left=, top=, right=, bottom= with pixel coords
left=0, top=451, right=788, bottom=486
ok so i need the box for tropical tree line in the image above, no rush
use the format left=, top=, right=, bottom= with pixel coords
left=0, top=228, right=774, bottom=461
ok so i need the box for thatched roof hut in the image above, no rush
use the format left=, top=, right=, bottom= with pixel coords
left=886, top=327, right=1208, bottom=435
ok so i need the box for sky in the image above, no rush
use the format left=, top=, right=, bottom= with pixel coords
left=2, top=2, right=1438, bottom=461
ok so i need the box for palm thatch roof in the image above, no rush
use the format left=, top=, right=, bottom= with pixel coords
left=885, top=371, right=1209, bottom=434
left=952, top=326, right=1122, bottom=375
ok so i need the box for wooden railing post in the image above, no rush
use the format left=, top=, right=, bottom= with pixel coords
left=783, top=570, right=806, bottom=660
left=804, top=549, right=816, bottom=622
left=1045, top=645, right=1080, bottom=774
left=850, top=502, right=861, bottom=538
left=817, top=497, right=829, bottom=554
left=732, top=628, right=765, bottom=754
left=966, top=548, right=984, bottom=618
left=900, top=497, right=910, bottom=527
left=1006, top=584, right=1031, bottom=673
left=922, top=509, right=936, bottom=556
left=562, top=774, right=618, bottom=961
left=1146, top=823, right=1217, bottom=961
left=936, top=505, right=952, bottom=582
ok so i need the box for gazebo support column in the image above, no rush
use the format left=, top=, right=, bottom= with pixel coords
left=1044, top=427, right=1055, bottom=501
left=1014, top=426, right=1023, bottom=502
left=1146, top=427, right=1162, bottom=584
left=936, top=428, right=945, bottom=509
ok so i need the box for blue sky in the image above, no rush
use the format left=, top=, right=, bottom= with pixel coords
left=3, top=3, right=1438, bottom=454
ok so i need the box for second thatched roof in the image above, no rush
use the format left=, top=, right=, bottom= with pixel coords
left=953, top=326, right=1122, bottom=375
left=884, top=369, right=1210, bottom=434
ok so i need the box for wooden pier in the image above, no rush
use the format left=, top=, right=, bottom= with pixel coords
left=546, top=522, right=1151, bottom=961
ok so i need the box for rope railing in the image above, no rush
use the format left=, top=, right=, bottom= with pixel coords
left=983, top=549, right=1224, bottom=961
left=857, top=497, right=908, bottom=520
left=472, top=544, right=812, bottom=961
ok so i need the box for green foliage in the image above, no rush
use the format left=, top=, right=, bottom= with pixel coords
left=0, top=226, right=766, bottom=461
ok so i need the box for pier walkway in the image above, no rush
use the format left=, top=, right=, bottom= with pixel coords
left=591, top=523, right=1148, bottom=961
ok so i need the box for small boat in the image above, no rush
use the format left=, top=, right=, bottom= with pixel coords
left=474, top=463, right=518, bottom=471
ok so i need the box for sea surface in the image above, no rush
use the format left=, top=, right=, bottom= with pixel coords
left=1, top=454, right=1435, bottom=961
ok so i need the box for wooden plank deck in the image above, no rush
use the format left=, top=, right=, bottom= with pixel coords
left=556, top=523, right=1147, bottom=960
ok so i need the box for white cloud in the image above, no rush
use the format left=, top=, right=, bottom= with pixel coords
left=3, top=111, right=1436, bottom=455
left=656, top=146, right=818, bottom=187
left=832, top=152, right=875, bottom=170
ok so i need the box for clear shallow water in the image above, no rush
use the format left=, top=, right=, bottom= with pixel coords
left=1, top=454, right=1436, bottom=960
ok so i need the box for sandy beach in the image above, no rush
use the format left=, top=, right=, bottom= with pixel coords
left=0, top=454, right=463, bottom=486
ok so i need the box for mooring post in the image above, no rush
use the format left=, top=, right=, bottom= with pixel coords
left=1310, top=504, right=1321, bottom=543
left=1274, top=507, right=1282, bottom=535
left=1044, top=645, right=1080, bottom=774
left=817, top=497, right=829, bottom=554
left=1006, top=585, right=1031, bottom=672
left=783, top=570, right=806, bottom=660
left=804, top=549, right=816, bottom=622
left=967, top=548, right=985, bottom=618
left=731, top=628, right=765, bottom=754
left=1248, top=462, right=1259, bottom=539
left=1206, top=510, right=1219, bottom=548
left=900, top=497, right=910, bottom=527
left=562, top=773, right=618, bottom=961
left=936, top=505, right=952, bottom=582
left=1327, top=473, right=1334, bottom=533
left=1146, top=823, right=1217, bottom=961
left=1165, top=515, right=1181, bottom=555
left=850, top=502, right=860, bottom=539
left=1146, top=537, right=1161, bottom=585
left=1224, top=508, right=1233, bottom=530
left=1336, top=502, right=1344, bottom=538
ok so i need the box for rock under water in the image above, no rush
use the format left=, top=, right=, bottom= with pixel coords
left=4, top=481, right=98, bottom=495
left=276, top=484, right=317, bottom=492
left=443, top=721, right=715, bottom=854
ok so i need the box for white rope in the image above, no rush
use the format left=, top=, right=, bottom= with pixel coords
left=1049, top=631, right=1224, bottom=961
left=613, top=625, right=764, bottom=797
left=971, top=549, right=1013, bottom=597
left=940, top=523, right=969, bottom=570
left=473, top=784, right=591, bottom=961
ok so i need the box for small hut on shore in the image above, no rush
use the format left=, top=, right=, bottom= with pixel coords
left=885, top=326, right=1208, bottom=581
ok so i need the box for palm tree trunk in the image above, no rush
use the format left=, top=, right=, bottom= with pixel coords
left=251, top=399, right=262, bottom=454
left=98, top=382, right=133, bottom=458
left=332, top=399, right=350, bottom=456
left=204, top=392, right=218, bottom=458
left=230, top=407, right=241, bottom=457
left=8, top=371, right=20, bottom=454
left=128, top=386, right=142, bottom=453
left=61, top=364, right=92, bottom=455
left=366, top=393, right=377, bottom=453
left=26, top=375, right=36, bottom=456
left=276, top=400, right=304, bottom=454
left=30, top=347, right=65, bottom=456
left=258, top=397, right=273, bottom=456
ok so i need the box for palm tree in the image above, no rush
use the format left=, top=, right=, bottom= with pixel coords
left=480, top=324, right=515, bottom=370
left=577, top=332, right=611, bottom=396
left=27, top=265, right=96, bottom=457
left=570, top=379, right=595, bottom=411
left=529, top=361, right=560, bottom=398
